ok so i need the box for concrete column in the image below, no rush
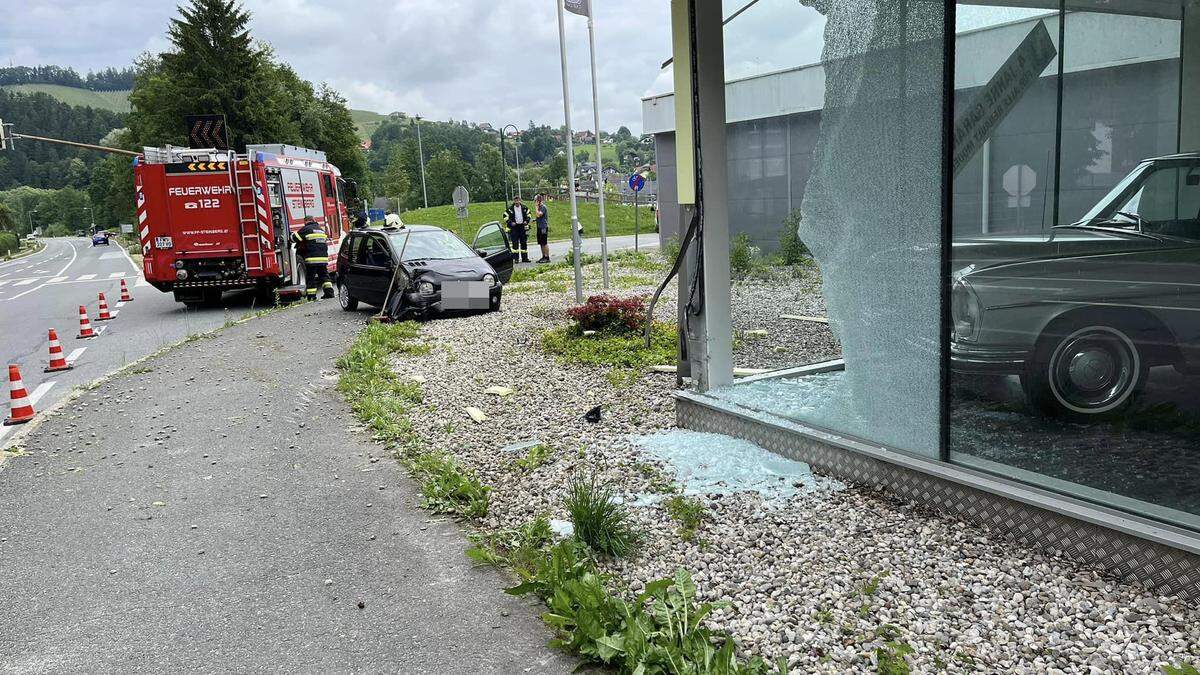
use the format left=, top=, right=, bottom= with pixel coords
left=1182, top=6, right=1200, bottom=151
left=691, top=0, right=734, bottom=390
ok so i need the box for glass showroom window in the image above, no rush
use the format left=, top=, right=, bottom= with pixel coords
left=712, top=0, right=948, bottom=457
left=948, top=3, right=1196, bottom=530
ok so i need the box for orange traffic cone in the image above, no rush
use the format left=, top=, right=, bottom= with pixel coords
left=77, top=305, right=98, bottom=339
left=44, top=329, right=73, bottom=373
left=120, top=279, right=134, bottom=302
left=4, top=364, right=35, bottom=426
left=96, top=293, right=113, bottom=321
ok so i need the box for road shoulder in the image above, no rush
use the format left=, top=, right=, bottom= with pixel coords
left=0, top=301, right=571, bottom=673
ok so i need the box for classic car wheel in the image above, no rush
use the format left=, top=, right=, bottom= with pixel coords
left=338, top=282, right=358, bottom=311
left=1023, top=319, right=1147, bottom=419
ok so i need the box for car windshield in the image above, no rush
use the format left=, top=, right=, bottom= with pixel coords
left=388, top=230, right=474, bottom=261
left=1070, top=160, right=1200, bottom=240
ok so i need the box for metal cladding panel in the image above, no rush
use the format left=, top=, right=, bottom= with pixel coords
left=675, top=393, right=1200, bottom=601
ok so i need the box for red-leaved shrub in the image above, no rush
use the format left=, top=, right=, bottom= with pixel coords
left=566, top=294, right=648, bottom=334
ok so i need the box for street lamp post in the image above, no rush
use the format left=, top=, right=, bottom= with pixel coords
left=501, top=124, right=523, bottom=200
left=498, top=128, right=509, bottom=203
left=414, top=115, right=428, bottom=209
left=26, top=208, right=37, bottom=235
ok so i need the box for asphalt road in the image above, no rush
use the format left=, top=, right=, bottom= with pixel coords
left=0, top=299, right=571, bottom=673
left=0, top=238, right=276, bottom=445
left=547, top=233, right=659, bottom=261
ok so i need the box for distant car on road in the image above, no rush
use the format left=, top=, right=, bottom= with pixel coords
left=335, top=223, right=514, bottom=318
left=91, top=232, right=110, bottom=246
left=951, top=152, right=1200, bottom=419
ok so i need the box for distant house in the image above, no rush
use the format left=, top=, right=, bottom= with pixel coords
left=476, top=122, right=495, bottom=132
left=573, top=130, right=596, bottom=143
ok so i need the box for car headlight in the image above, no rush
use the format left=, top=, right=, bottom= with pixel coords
left=418, top=280, right=435, bottom=295
left=951, top=278, right=982, bottom=342
left=482, top=273, right=496, bottom=287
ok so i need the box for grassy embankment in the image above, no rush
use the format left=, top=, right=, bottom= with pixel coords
left=400, top=200, right=656, bottom=244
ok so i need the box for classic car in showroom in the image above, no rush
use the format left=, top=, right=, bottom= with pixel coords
left=951, top=153, right=1200, bottom=419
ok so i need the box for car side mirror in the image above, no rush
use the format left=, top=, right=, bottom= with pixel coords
left=475, top=248, right=488, bottom=257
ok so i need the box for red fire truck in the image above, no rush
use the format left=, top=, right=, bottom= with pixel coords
left=133, top=143, right=354, bottom=306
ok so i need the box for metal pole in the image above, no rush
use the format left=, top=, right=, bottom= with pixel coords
left=586, top=14, right=609, bottom=289
left=27, top=210, right=36, bottom=235
left=634, top=187, right=639, bottom=251
left=556, top=0, right=584, bottom=303
left=514, top=135, right=523, bottom=200
left=415, top=115, right=428, bottom=208
left=499, top=129, right=509, bottom=203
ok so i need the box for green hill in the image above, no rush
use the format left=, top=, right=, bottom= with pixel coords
left=400, top=199, right=654, bottom=244
left=350, top=109, right=388, bottom=142
left=4, top=83, right=384, bottom=141
left=1, top=83, right=132, bottom=113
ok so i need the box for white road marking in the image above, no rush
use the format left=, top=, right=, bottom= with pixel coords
left=95, top=325, right=108, bottom=335
left=0, top=280, right=8, bottom=287
left=99, top=252, right=124, bottom=260
left=115, top=301, right=126, bottom=308
left=29, top=382, right=54, bottom=406
left=136, top=278, right=151, bottom=287
left=3, top=240, right=80, bottom=302
left=108, top=272, right=125, bottom=278
left=13, top=278, right=37, bottom=286
left=77, top=274, right=97, bottom=280
left=106, top=310, right=120, bottom=318
left=66, top=347, right=86, bottom=363
left=49, top=276, right=67, bottom=282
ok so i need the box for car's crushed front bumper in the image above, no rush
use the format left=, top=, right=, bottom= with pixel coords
left=398, top=286, right=502, bottom=318
left=950, top=340, right=1029, bottom=374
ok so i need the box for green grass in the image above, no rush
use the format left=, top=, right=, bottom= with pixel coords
left=3, top=84, right=132, bottom=113
left=409, top=451, right=490, bottom=520
left=541, top=322, right=677, bottom=372
left=565, top=471, right=641, bottom=558
left=573, top=143, right=618, bottom=164
left=335, top=321, right=425, bottom=450
left=350, top=108, right=390, bottom=141
left=400, top=200, right=657, bottom=244
left=663, top=495, right=705, bottom=542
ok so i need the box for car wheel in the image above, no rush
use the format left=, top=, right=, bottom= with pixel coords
left=338, top=281, right=359, bottom=311
left=1022, top=317, right=1148, bottom=419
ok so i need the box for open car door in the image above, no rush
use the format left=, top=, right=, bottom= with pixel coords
left=472, top=221, right=514, bottom=283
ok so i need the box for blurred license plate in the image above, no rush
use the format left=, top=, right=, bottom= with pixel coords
left=154, top=236, right=174, bottom=249
left=441, top=281, right=490, bottom=310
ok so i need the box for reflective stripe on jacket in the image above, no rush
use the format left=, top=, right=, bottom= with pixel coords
left=291, top=221, right=329, bottom=263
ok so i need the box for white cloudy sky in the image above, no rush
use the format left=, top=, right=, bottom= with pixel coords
left=0, top=1, right=855, bottom=134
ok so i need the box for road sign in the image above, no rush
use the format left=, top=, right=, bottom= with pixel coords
left=453, top=185, right=470, bottom=220
left=120, top=223, right=134, bottom=234
left=628, top=173, right=646, bottom=193
left=185, top=114, right=229, bottom=150
left=452, top=185, right=470, bottom=209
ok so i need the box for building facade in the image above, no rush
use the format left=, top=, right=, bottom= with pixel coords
left=655, top=0, right=1200, bottom=599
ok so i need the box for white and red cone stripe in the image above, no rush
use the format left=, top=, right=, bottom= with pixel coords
left=120, top=279, right=134, bottom=302
left=96, top=293, right=113, bottom=321
left=45, top=329, right=72, bottom=372
left=77, top=305, right=98, bottom=339
left=4, top=364, right=35, bottom=425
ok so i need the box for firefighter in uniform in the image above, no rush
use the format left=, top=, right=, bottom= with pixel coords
left=291, top=217, right=334, bottom=300
left=503, top=195, right=532, bottom=264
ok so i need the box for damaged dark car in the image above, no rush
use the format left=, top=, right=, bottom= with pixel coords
left=335, top=223, right=514, bottom=319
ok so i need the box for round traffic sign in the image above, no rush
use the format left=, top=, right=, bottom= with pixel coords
left=628, top=173, right=645, bottom=192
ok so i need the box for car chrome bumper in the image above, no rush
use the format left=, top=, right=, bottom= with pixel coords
left=950, top=341, right=1029, bottom=374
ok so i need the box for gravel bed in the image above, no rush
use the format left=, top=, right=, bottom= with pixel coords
left=380, top=254, right=1200, bottom=673
left=730, top=265, right=841, bottom=371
